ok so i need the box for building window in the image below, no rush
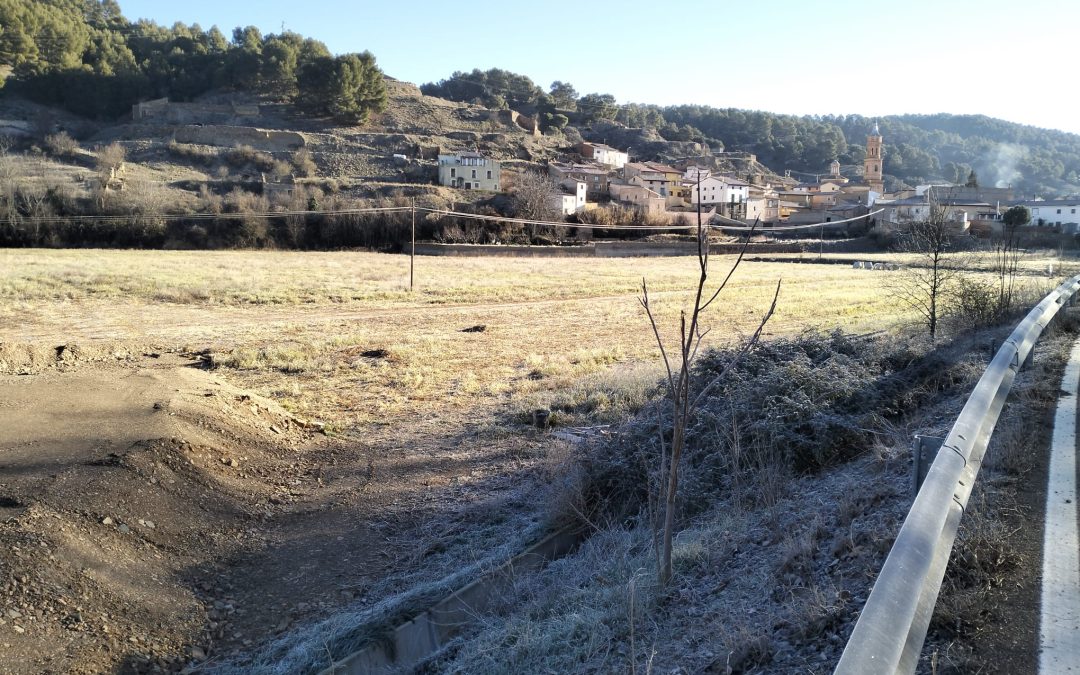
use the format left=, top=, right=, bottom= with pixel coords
left=450, top=168, right=456, bottom=178
left=487, top=171, right=492, bottom=180
left=1058, top=209, right=1062, bottom=214
left=472, top=170, right=477, bottom=179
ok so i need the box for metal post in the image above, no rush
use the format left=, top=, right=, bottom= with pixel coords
left=410, top=202, right=416, bottom=292
left=912, top=435, right=943, bottom=498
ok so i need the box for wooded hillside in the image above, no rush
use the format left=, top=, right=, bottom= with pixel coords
left=0, top=0, right=386, bottom=122
left=424, top=69, right=1080, bottom=197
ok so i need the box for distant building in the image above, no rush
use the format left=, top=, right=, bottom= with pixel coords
left=687, top=175, right=750, bottom=216
left=551, top=179, right=588, bottom=215
left=438, top=152, right=501, bottom=191
left=577, top=142, right=628, bottom=169
left=827, top=160, right=849, bottom=184
left=746, top=185, right=780, bottom=223
left=262, top=173, right=297, bottom=201
left=624, top=162, right=684, bottom=199
left=876, top=194, right=980, bottom=231
left=1023, top=199, right=1080, bottom=230
left=548, top=162, right=610, bottom=199
left=609, top=182, right=666, bottom=215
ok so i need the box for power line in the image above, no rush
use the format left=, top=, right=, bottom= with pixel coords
left=0, top=202, right=884, bottom=233
left=711, top=208, right=884, bottom=231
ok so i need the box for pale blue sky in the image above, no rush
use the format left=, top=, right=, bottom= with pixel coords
left=117, top=0, right=1078, bottom=134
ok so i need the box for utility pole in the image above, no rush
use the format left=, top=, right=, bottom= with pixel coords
left=410, top=200, right=416, bottom=291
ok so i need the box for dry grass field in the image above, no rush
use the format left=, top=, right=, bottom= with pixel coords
left=0, top=248, right=930, bottom=429
left=0, top=247, right=1072, bottom=673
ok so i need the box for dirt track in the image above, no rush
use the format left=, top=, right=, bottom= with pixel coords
left=0, top=347, right=553, bottom=673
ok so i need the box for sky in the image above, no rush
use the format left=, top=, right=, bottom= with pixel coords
left=116, top=0, right=1080, bottom=135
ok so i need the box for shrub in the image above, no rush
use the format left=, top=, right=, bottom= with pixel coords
left=224, top=144, right=275, bottom=172
left=167, top=141, right=219, bottom=167
left=946, top=275, right=999, bottom=331
left=291, top=148, right=317, bottom=177
left=44, top=131, right=78, bottom=157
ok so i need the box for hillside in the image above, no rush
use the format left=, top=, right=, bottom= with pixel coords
left=422, top=69, right=1080, bottom=197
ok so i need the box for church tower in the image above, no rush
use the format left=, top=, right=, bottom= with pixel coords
left=864, top=122, right=884, bottom=195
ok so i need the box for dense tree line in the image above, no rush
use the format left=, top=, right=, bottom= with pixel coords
left=424, top=68, right=1080, bottom=197
left=0, top=0, right=386, bottom=123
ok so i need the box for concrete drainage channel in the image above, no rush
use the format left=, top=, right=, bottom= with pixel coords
left=319, top=526, right=584, bottom=674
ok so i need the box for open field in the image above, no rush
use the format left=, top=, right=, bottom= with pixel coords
left=0, top=248, right=1071, bottom=672
left=0, top=248, right=931, bottom=427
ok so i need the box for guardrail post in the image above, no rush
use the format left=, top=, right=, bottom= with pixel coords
left=911, top=435, right=944, bottom=498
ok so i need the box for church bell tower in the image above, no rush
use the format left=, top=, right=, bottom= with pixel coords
left=864, top=122, right=884, bottom=195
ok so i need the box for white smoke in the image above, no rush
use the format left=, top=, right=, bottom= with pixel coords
left=979, top=143, right=1026, bottom=188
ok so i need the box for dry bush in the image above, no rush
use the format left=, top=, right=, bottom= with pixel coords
left=692, top=330, right=885, bottom=474
left=198, top=184, right=223, bottom=214
left=577, top=206, right=614, bottom=227
left=223, top=187, right=272, bottom=246
left=931, top=491, right=1023, bottom=640
left=291, top=148, right=317, bottom=177
left=271, top=159, right=293, bottom=179
left=167, top=141, right=219, bottom=167
left=643, top=211, right=671, bottom=228
left=44, top=131, right=78, bottom=157
left=224, top=144, right=275, bottom=172
left=95, top=141, right=126, bottom=180
left=945, top=275, right=999, bottom=332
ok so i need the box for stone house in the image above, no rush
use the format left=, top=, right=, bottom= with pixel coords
left=548, top=162, right=610, bottom=199
left=624, top=162, right=685, bottom=199
left=610, top=182, right=666, bottom=215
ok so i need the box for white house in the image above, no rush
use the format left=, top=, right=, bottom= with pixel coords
left=438, top=152, right=501, bottom=190
left=577, top=142, right=628, bottom=169
left=551, top=179, right=587, bottom=215
left=1025, top=199, right=1080, bottom=230
left=689, top=175, right=750, bottom=206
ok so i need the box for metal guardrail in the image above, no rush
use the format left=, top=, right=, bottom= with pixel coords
left=835, top=273, right=1080, bottom=674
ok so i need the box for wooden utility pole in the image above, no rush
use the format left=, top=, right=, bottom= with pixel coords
left=410, top=201, right=416, bottom=291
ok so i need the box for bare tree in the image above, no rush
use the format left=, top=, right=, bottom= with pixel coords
left=995, top=205, right=1029, bottom=316
left=640, top=217, right=780, bottom=585
left=0, top=138, right=19, bottom=232
left=96, top=142, right=127, bottom=183
left=890, top=200, right=964, bottom=339
left=510, top=170, right=561, bottom=239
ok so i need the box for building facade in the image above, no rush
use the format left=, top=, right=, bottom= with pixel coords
left=577, top=142, right=628, bottom=169
left=688, top=175, right=750, bottom=207
left=438, top=152, right=501, bottom=191
left=549, top=162, right=610, bottom=199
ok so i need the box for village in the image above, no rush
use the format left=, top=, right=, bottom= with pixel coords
left=435, top=120, right=1080, bottom=240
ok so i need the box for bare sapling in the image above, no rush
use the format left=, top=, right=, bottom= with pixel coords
left=890, top=199, right=965, bottom=339
left=640, top=214, right=780, bottom=585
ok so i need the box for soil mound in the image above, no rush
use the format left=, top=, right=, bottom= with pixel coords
left=0, top=356, right=321, bottom=673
